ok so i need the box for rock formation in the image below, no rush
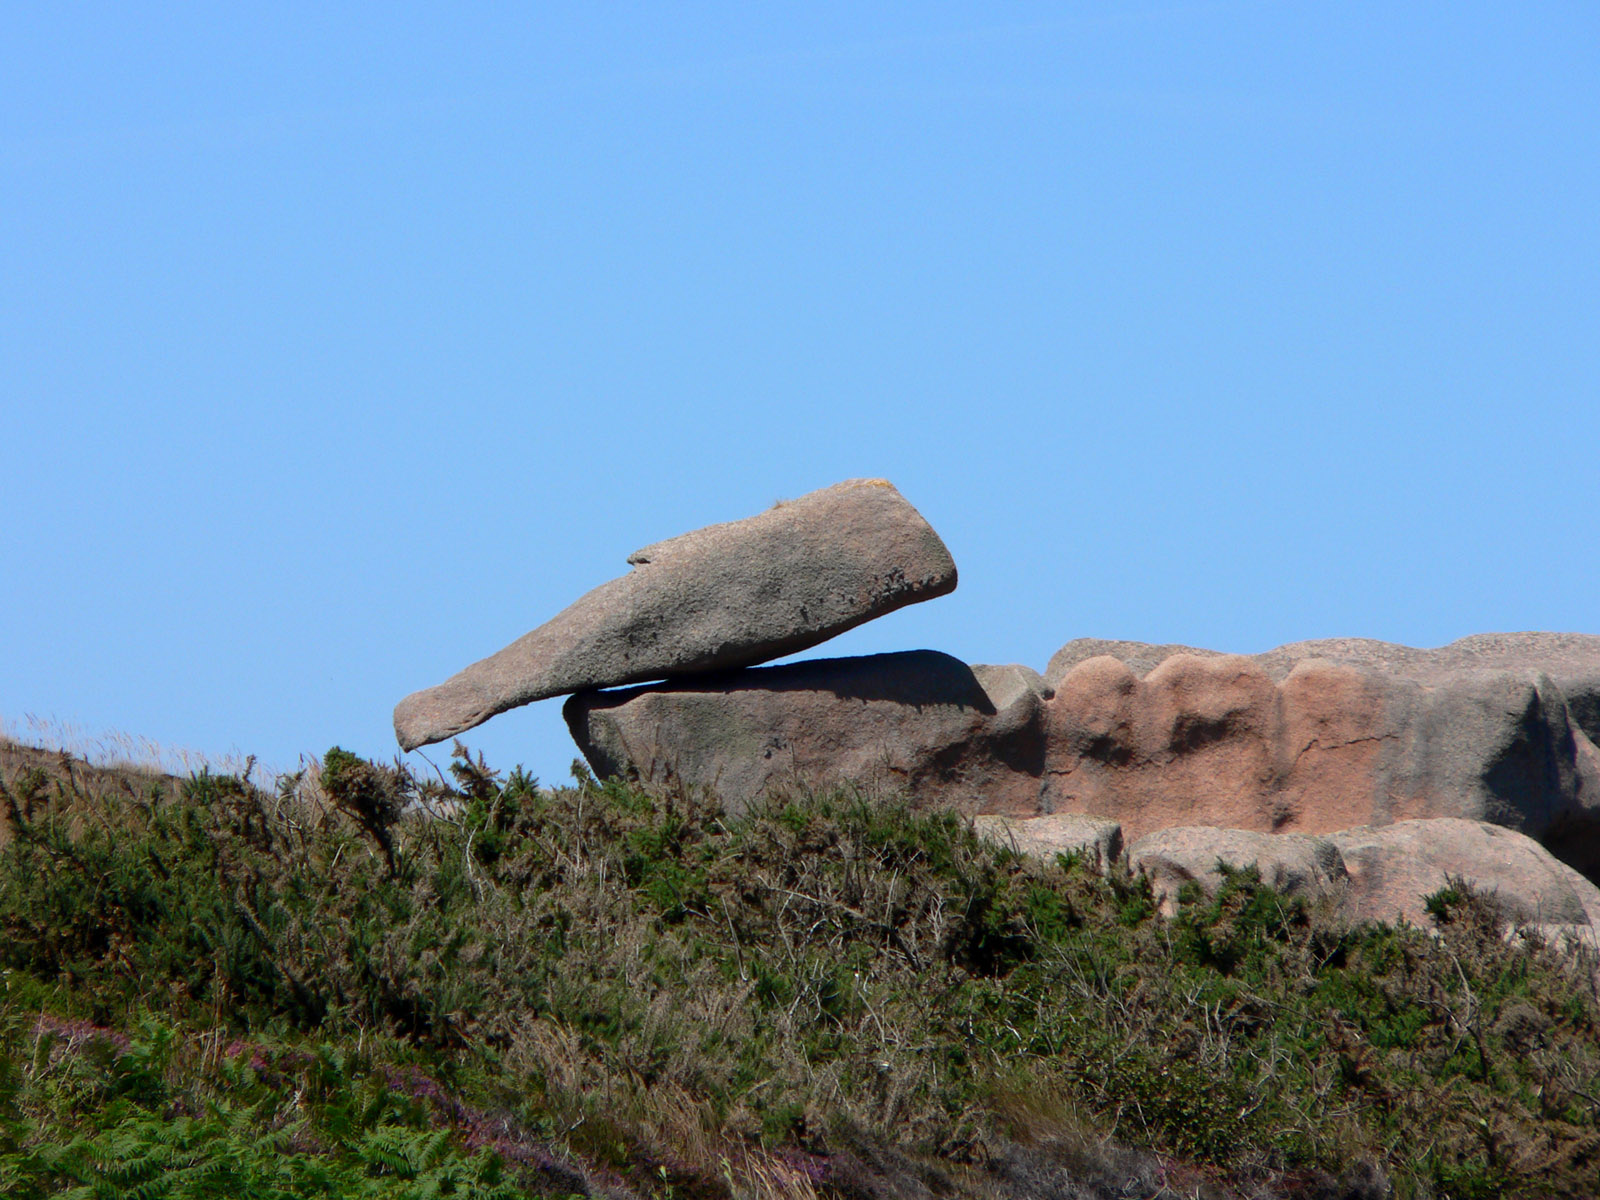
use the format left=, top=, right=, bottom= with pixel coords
left=566, top=652, right=1046, bottom=812
left=1090, top=817, right=1600, bottom=942
left=394, top=479, right=956, bottom=750
left=396, top=478, right=1600, bottom=930
left=1043, top=634, right=1600, bottom=875
left=1328, top=818, right=1600, bottom=934
left=570, top=633, right=1600, bottom=880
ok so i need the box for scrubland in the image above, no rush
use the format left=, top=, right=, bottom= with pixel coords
left=0, top=739, right=1596, bottom=1198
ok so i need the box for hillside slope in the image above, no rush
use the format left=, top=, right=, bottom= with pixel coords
left=0, top=738, right=1596, bottom=1198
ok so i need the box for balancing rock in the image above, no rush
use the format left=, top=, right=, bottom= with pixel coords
left=394, top=479, right=956, bottom=750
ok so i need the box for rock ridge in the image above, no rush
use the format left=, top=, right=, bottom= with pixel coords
left=566, top=633, right=1600, bottom=881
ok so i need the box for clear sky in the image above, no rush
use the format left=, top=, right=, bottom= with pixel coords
left=5, top=4, right=1597, bottom=785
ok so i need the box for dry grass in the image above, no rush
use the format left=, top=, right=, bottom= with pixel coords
left=0, top=712, right=282, bottom=787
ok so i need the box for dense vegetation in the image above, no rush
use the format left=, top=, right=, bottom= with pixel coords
left=0, top=740, right=1596, bottom=1198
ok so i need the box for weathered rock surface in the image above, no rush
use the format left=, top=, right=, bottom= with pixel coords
left=1042, top=633, right=1600, bottom=877
left=973, top=813, right=1124, bottom=869
left=564, top=652, right=1046, bottom=814
left=1127, top=827, right=1348, bottom=913
left=566, top=632, right=1600, bottom=880
left=395, top=479, right=956, bottom=750
left=994, top=812, right=1600, bottom=940
left=1328, top=818, right=1600, bottom=937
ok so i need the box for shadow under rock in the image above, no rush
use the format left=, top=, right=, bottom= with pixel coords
left=577, top=651, right=1000, bottom=715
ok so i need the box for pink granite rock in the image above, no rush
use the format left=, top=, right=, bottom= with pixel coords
left=563, top=628, right=1600, bottom=881
left=395, top=479, right=956, bottom=750
left=1040, top=634, right=1600, bottom=877
left=1328, top=818, right=1600, bottom=934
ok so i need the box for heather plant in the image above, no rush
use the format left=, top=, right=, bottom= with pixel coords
left=0, top=740, right=1597, bottom=1198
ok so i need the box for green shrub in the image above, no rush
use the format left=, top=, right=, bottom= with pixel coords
left=0, top=1017, right=529, bottom=1199
left=1, top=743, right=1597, bottom=1198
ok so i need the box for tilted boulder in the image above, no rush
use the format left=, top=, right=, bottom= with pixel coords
left=395, top=479, right=956, bottom=750
left=564, top=652, right=1046, bottom=815
left=1042, top=633, right=1600, bottom=877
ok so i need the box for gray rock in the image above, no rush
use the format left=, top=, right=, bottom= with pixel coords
left=1040, top=633, right=1600, bottom=879
left=970, top=662, right=1052, bottom=711
left=1046, top=632, right=1600, bottom=703
left=1328, top=818, right=1600, bottom=933
left=564, top=650, right=1045, bottom=815
left=972, top=813, right=1123, bottom=869
left=1046, top=638, right=1223, bottom=684
left=1127, top=827, right=1348, bottom=912
left=565, top=631, right=1600, bottom=881
left=973, top=813, right=1600, bottom=946
left=395, top=479, right=956, bottom=750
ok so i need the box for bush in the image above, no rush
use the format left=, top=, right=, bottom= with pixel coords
left=1, top=742, right=1598, bottom=1198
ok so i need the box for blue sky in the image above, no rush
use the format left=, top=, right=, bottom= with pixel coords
left=5, top=4, right=1597, bottom=784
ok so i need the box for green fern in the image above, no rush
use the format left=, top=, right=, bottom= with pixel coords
left=0, top=1102, right=527, bottom=1199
